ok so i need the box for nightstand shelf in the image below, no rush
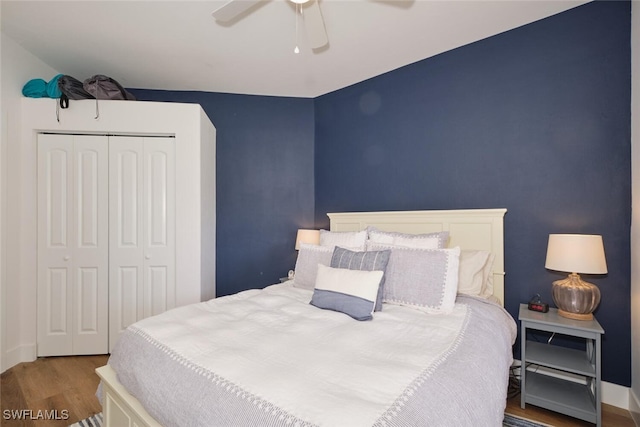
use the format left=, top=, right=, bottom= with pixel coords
left=519, top=304, right=604, bottom=426
left=525, top=340, right=596, bottom=377
left=525, top=371, right=597, bottom=422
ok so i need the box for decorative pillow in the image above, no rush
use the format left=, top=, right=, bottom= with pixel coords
left=457, top=250, right=494, bottom=297
left=293, top=244, right=333, bottom=290
left=367, top=242, right=460, bottom=314
left=480, top=252, right=496, bottom=299
left=319, top=229, right=367, bottom=251
left=330, top=246, right=391, bottom=312
left=366, top=226, right=449, bottom=249
left=310, top=264, right=383, bottom=321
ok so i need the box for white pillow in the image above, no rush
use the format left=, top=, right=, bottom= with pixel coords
left=366, top=226, right=449, bottom=249
left=319, top=229, right=367, bottom=250
left=480, top=252, right=496, bottom=299
left=310, top=265, right=383, bottom=321
left=457, top=250, right=494, bottom=297
left=293, top=244, right=333, bottom=290
left=367, top=242, right=460, bottom=314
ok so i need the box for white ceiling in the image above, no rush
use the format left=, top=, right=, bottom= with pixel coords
left=1, top=0, right=589, bottom=98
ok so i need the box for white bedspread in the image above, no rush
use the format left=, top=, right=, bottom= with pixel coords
left=127, top=283, right=467, bottom=426
left=108, top=283, right=516, bottom=426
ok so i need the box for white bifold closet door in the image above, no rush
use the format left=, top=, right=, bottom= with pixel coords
left=37, top=134, right=175, bottom=356
left=108, top=136, right=175, bottom=351
left=37, top=134, right=109, bottom=356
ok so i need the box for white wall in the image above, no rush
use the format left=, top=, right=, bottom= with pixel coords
left=631, top=0, right=640, bottom=424
left=0, top=31, right=59, bottom=372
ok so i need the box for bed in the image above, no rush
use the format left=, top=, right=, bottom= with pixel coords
left=96, top=208, right=516, bottom=427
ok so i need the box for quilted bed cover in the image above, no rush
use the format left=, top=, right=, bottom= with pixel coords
left=107, top=283, right=516, bottom=427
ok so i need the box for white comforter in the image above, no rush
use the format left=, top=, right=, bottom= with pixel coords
left=108, top=283, right=516, bottom=427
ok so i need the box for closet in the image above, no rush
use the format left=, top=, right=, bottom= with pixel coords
left=20, top=98, right=216, bottom=358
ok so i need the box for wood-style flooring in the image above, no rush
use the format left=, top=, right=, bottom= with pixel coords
left=0, top=355, right=636, bottom=426
left=506, top=394, right=635, bottom=427
left=1, top=355, right=107, bottom=426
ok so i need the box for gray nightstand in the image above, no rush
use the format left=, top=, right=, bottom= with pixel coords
left=519, top=304, right=604, bottom=426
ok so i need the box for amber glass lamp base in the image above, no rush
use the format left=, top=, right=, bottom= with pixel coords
left=557, top=309, right=594, bottom=321
left=552, top=273, right=600, bottom=321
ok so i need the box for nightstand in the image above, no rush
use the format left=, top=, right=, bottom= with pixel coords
left=519, top=303, right=604, bottom=426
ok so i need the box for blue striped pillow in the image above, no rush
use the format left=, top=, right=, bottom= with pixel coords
left=310, top=265, right=383, bottom=321
left=330, top=246, right=391, bottom=312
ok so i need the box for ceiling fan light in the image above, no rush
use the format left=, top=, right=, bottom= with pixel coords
left=290, top=0, right=310, bottom=4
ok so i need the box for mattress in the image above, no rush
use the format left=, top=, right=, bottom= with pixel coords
left=107, top=282, right=516, bottom=427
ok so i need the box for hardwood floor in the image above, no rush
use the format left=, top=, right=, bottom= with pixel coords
left=0, top=355, right=636, bottom=426
left=506, top=395, right=635, bottom=427
left=1, top=355, right=108, bottom=426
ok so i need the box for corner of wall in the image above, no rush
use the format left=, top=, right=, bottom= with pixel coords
left=1, top=32, right=59, bottom=372
left=630, top=387, right=640, bottom=426
left=631, top=0, right=640, bottom=417
left=1, top=31, right=5, bottom=372
left=627, top=0, right=639, bottom=358
left=199, top=108, right=216, bottom=301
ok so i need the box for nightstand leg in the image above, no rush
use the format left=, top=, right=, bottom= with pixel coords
left=520, top=322, right=526, bottom=409
left=596, top=335, right=602, bottom=427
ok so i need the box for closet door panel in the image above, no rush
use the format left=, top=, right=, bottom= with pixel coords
left=109, top=136, right=175, bottom=349
left=116, top=150, right=141, bottom=247
left=109, top=137, right=144, bottom=350
left=72, top=137, right=108, bottom=355
left=117, top=267, right=140, bottom=329
left=147, top=267, right=168, bottom=316
left=109, top=265, right=141, bottom=349
left=41, top=267, right=71, bottom=353
left=37, top=135, right=74, bottom=356
left=44, top=148, right=71, bottom=249
left=37, top=134, right=108, bottom=356
left=143, top=138, right=175, bottom=318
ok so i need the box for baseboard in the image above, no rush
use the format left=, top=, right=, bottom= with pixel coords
left=630, top=388, right=640, bottom=426
left=1, top=343, right=36, bottom=373
left=602, top=380, right=630, bottom=409
left=513, top=359, right=630, bottom=410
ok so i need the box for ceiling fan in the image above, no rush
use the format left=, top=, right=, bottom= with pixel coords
left=212, top=0, right=329, bottom=51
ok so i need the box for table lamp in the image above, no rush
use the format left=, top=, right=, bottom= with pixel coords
left=544, top=234, right=607, bottom=320
left=295, top=229, right=320, bottom=250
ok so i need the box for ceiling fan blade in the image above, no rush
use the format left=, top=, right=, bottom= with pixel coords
left=303, top=0, right=328, bottom=49
left=212, top=0, right=264, bottom=23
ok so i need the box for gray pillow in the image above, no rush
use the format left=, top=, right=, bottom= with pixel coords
left=330, top=246, right=391, bottom=312
left=367, top=242, right=460, bottom=314
left=293, top=244, right=333, bottom=290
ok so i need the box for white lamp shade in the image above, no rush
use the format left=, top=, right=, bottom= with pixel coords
left=545, top=234, right=607, bottom=274
left=295, top=229, right=320, bottom=250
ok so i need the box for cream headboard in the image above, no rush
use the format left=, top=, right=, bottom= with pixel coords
left=327, top=208, right=507, bottom=306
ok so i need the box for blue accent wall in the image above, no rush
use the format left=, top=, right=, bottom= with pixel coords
left=314, top=1, right=631, bottom=386
left=126, top=90, right=316, bottom=298
left=130, top=1, right=631, bottom=387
